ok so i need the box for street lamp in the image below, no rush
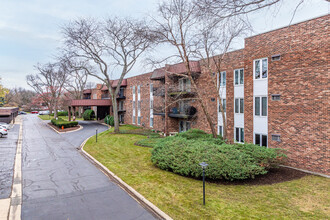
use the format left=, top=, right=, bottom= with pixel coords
left=199, top=162, right=208, bottom=205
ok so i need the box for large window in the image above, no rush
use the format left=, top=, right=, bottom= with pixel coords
left=255, top=96, right=267, bottom=116
left=219, top=71, right=226, bottom=86
left=235, top=127, right=244, bottom=143
left=179, top=121, right=191, bottom=133
left=150, top=117, right=154, bottom=127
left=254, top=58, right=268, bottom=79
left=235, top=98, right=244, bottom=114
left=137, top=116, right=141, bottom=125
left=255, top=134, right=267, bottom=147
left=138, top=85, right=141, bottom=94
left=234, top=69, right=244, bottom=85
left=119, top=101, right=124, bottom=111
left=219, top=99, right=226, bottom=113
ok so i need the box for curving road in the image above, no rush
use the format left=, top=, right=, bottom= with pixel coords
left=21, top=115, right=155, bottom=220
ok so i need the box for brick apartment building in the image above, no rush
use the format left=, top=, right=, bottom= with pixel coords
left=74, top=15, right=329, bottom=175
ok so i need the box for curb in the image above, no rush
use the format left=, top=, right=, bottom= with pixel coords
left=280, top=165, right=330, bottom=178
left=46, top=123, right=83, bottom=134
left=79, top=136, right=173, bottom=220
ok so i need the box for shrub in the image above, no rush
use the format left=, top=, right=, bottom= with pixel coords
left=151, top=130, right=286, bottom=181
left=104, top=115, right=114, bottom=126
left=83, top=109, right=95, bottom=120
left=51, top=118, right=78, bottom=128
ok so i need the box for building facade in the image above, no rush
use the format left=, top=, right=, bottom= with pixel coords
left=76, top=15, right=329, bottom=175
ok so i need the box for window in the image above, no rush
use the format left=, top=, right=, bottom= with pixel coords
left=133, top=116, right=136, bottom=124
left=254, top=58, right=268, bottom=79
left=234, top=69, right=244, bottom=85
left=138, top=101, right=141, bottom=111
left=150, top=100, right=153, bottom=110
left=219, top=99, right=226, bottom=112
left=138, top=116, right=141, bottom=125
left=179, top=121, right=191, bottom=132
left=150, top=117, right=154, bottom=127
left=235, top=98, right=244, bottom=114
left=119, top=101, right=124, bottom=111
left=119, top=87, right=125, bottom=97
left=219, top=126, right=223, bottom=137
left=179, top=78, right=191, bottom=92
left=255, top=134, right=267, bottom=147
left=235, top=127, right=244, bottom=143
left=255, top=96, right=267, bottom=116
left=150, top=84, right=153, bottom=96
left=219, top=71, right=226, bottom=86
left=133, top=86, right=135, bottom=94
left=138, top=85, right=141, bottom=94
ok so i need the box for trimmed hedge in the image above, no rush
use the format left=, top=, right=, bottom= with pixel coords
left=151, top=129, right=286, bottom=181
left=83, top=109, right=95, bottom=120
left=51, top=118, right=78, bottom=128
left=104, top=115, right=114, bottom=126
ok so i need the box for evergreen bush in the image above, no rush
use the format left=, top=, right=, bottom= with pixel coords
left=83, top=109, right=95, bottom=120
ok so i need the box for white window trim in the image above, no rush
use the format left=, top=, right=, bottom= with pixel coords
left=254, top=133, right=268, bottom=148
left=234, top=127, right=244, bottom=143
left=254, top=96, right=268, bottom=118
left=253, top=58, right=268, bottom=81
left=234, top=68, right=244, bottom=86
left=234, top=98, right=244, bottom=114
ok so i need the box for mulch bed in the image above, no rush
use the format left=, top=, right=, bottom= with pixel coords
left=48, top=122, right=80, bottom=133
left=214, top=167, right=310, bottom=186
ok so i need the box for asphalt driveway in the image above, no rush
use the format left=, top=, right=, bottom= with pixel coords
left=22, top=115, right=155, bottom=220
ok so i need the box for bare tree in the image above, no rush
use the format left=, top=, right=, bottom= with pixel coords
left=61, top=57, right=89, bottom=117
left=153, top=0, right=219, bottom=137
left=63, top=17, right=156, bottom=133
left=26, top=62, right=68, bottom=118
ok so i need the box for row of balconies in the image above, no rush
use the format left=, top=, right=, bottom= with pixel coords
left=153, top=86, right=196, bottom=97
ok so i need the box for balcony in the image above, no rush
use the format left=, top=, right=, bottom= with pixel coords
left=118, top=108, right=126, bottom=113
left=168, top=87, right=196, bottom=97
left=168, top=106, right=197, bottom=119
left=153, top=87, right=165, bottom=97
left=117, top=93, right=126, bottom=99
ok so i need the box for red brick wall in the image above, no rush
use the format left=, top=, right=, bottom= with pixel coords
left=244, top=15, right=329, bottom=174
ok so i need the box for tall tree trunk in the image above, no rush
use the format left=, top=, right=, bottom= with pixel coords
left=111, top=94, right=120, bottom=133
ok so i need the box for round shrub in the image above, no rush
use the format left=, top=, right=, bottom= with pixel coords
left=83, top=109, right=95, bottom=120
left=151, top=132, right=286, bottom=181
left=104, top=115, right=114, bottom=126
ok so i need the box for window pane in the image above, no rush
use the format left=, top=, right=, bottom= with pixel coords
left=235, top=99, right=239, bottom=113
left=255, top=60, right=260, bottom=79
left=222, top=72, right=226, bottom=86
left=262, top=135, right=268, bottom=147
left=223, top=99, right=226, bottom=112
left=262, top=59, right=268, bottom=78
left=186, top=122, right=191, bottom=131
left=235, top=128, right=239, bottom=142
left=255, top=134, right=260, bottom=145
left=235, top=70, right=239, bottom=85
left=240, top=98, right=244, bottom=113
left=255, top=97, right=260, bottom=116
left=219, top=126, right=222, bottom=136
left=262, top=97, right=267, bottom=116
left=180, top=121, right=184, bottom=132
left=241, top=128, right=244, bottom=142
left=240, top=69, right=244, bottom=84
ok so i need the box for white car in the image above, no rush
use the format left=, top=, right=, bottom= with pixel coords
left=0, top=127, right=8, bottom=138
left=0, top=122, right=10, bottom=130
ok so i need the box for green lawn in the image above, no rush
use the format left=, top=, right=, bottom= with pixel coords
left=84, top=126, right=330, bottom=219
left=38, top=115, right=84, bottom=121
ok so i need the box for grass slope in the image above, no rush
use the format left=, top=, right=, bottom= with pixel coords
left=84, top=126, right=330, bottom=219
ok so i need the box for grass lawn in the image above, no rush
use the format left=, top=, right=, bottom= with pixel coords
left=38, top=115, right=84, bottom=121
left=84, top=126, right=330, bottom=219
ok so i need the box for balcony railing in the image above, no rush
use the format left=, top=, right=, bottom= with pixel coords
left=153, top=87, right=165, bottom=97
left=168, top=106, right=197, bottom=119
left=101, top=94, right=110, bottom=99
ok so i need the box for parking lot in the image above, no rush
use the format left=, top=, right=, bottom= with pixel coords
left=0, top=123, right=19, bottom=199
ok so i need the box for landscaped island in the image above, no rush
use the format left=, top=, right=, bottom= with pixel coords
left=83, top=125, right=329, bottom=219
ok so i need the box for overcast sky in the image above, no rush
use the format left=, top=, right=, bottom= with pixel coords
left=0, top=0, right=328, bottom=89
